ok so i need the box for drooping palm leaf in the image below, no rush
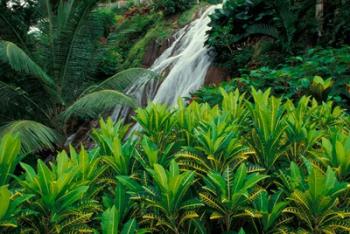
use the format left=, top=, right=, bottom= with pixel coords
left=0, top=81, right=51, bottom=122
left=62, top=90, right=137, bottom=121
left=0, top=40, right=55, bottom=88
left=0, top=81, right=27, bottom=102
left=80, top=68, right=161, bottom=96
left=0, top=120, right=60, bottom=155
left=0, top=81, right=29, bottom=117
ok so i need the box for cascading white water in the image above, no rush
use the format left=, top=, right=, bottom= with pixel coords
left=65, top=4, right=222, bottom=145
left=112, top=4, right=222, bottom=120
left=151, top=4, right=222, bottom=107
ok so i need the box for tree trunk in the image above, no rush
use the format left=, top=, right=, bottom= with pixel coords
left=315, top=0, right=324, bottom=37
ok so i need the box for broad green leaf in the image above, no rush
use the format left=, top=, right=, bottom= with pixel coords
left=121, top=218, right=137, bottom=234
left=102, top=205, right=120, bottom=234
left=0, top=185, right=11, bottom=220
left=153, top=164, right=169, bottom=191
left=116, top=176, right=142, bottom=192
left=232, top=164, right=247, bottom=193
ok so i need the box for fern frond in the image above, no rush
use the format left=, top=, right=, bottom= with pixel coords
left=179, top=211, right=199, bottom=225
left=180, top=199, right=204, bottom=210
left=245, top=24, right=280, bottom=40
left=58, top=212, right=94, bottom=232
left=80, top=68, right=161, bottom=96
left=246, top=163, right=266, bottom=173
left=328, top=221, right=350, bottom=232
left=0, top=41, right=55, bottom=88
left=275, top=0, right=297, bottom=44
left=177, top=161, right=208, bottom=175
left=0, top=120, right=60, bottom=154
left=0, top=81, right=52, bottom=122
left=199, top=192, right=225, bottom=214
left=62, top=90, right=137, bottom=121
left=50, top=0, right=101, bottom=102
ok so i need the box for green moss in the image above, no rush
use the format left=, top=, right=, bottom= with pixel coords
left=123, top=21, right=173, bottom=68
left=177, top=2, right=208, bottom=27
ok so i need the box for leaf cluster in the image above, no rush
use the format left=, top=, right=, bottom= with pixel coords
left=2, top=89, right=350, bottom=233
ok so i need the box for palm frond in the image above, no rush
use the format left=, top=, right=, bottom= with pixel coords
left=62, top=90, right=137, bottom=121
left=245, top=24, right=280, bottom=40
left=0, top=81, right=51, bottom=122
left=0, top=40, right=55, bottom=88
left=0, top=81, right=29, bottom=119
left=80, top=68, right=161, bottom=96
left=50, top=0, right=102, bottom=101
left=275, top=0, right=297, bottom=45
left=0, top=81, right=27, bottom=101
left=0, top=120, right=60, bottom=155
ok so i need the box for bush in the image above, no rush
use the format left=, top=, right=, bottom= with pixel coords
left=193, top=47, right=350, bottom=108
left=2, top=89, right=350, bottom=233
left=152, top=0, right=195, bottom=16
left=206, top=0, right=350, bottom=72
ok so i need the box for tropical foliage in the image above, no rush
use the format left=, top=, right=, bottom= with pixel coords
left=2, top=0, right=350, bottom=233
left=207, top=0, right=350, bottom=71
left=0, top=0, right=159, bottom=154
left=152, top=0, right=195, bottom=16
left=1, top=89, right=350, bottom=233
left=193, top=46, right=350, bottom=109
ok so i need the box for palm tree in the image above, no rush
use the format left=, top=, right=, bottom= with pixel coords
left=0, top=0, right=159, bottom=154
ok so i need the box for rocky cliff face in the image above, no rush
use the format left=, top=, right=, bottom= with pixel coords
left=142, top=37, right=175, bottom=67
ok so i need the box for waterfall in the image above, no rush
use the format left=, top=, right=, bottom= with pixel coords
left=65, top=4, right=222, bottom=146
left=112, top=4, right=222, bottom=120
left=151, top=4, right=221, bottom=106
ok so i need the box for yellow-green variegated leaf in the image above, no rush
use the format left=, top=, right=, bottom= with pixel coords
left=210, top=211, right=223, bottom=220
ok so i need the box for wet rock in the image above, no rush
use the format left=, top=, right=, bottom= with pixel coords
left=204, top=66, right=230, bottom=85
left=143, top=37, right=175, bottom=67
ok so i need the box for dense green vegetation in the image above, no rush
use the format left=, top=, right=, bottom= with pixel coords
left=1, top=0, right=350, bottom=233
left=207, top=0, right=350, bottom=72
left=100, top=1, right=208, bottom=74
left=193, top=46, right=350, bottom=108
left=0, top=0, right=203, bottom=155
left=2, top=89, right=350, bottom=233
left=0, top=0, right=164, bottom=154
left=152, top=0, right=195, bottom=16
